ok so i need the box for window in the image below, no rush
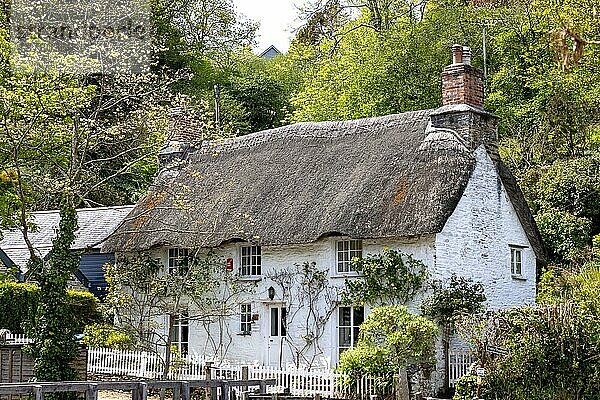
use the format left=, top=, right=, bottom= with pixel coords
left=241, top=245, right=261, bottom=276
left=171, top=312, right=189, bottom=355
left=338, top=306, right=364, bottom=356
left=510, top=247, right=523, bottom=276
left=241, top=304, right=252, bottom=334
left=269, top=306, right=287, bottom=337
left=168, top=248, right=190, bottom=275
left=337, top=240, right=363, bottom=273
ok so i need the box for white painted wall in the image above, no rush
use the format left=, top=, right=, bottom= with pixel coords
left=434, top=145, right=537, bottom=310
left=152, top=236, right=436, bottom=368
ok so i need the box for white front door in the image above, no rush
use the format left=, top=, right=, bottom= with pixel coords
left=267, top=305, right=287, bottom=367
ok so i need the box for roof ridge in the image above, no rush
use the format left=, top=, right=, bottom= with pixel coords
left=30, top=205, right=135, bottom=215
left=200, top=109, right=434, bottom=153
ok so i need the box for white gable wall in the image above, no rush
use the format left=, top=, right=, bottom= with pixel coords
left=434, top=145, right=537, bottom=309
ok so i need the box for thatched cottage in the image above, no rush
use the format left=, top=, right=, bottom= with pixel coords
left=103, top=46, right=544, bottom=389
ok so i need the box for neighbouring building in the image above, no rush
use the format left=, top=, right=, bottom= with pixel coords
left=103, top=45, right=545, bottom=391
left=259, top=45, right=282, bottom=59
left=0, top=205, right=133, bottom=299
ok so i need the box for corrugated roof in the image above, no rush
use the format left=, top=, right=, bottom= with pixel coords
left=0, top=205, right=134, bottom=270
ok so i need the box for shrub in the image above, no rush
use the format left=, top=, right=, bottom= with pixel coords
left=83, top=323, right=134, bottom=349
left=0, top=282, right=38, bottom=333
left=0, top=282, right=101, bottom=334
left=337, top=306, right=438, bottom=394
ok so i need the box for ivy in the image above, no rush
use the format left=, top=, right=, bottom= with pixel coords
left=25, top=204, right=82, bottom=384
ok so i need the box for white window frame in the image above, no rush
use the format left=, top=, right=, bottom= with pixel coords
left=240, top=245, right=261, bottom=277
left=168, top=248, right=190, bottom=275
left=336, top=239, right=363, bottom=273
left=170, top=312, right=189, bottom=355
left=337, top=305, right=364, bottom=357
left=510, top=246, right=525, bottom=278
left=240, top=303, right=252, bottom=334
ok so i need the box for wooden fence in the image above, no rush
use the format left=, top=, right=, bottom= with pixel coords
left=0, top=378, right=276, bottom=400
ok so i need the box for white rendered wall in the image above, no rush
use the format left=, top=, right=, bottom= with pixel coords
left=154, top=236, right=436, bottom=368
left=434, top=145, right=537, bottom=310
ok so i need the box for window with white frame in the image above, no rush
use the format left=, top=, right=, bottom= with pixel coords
left=170, top=312, right=189, bottom=355
left=336, top=239, right=363, bottom=273
left=240, top=304, right=252, bottom=334
left=241, top=245, right=261, bottom=276
left=510, top=247, right=523, bottom=276
left=338, top=306, right=364, bottom=356
left=168, top=248, right=190, bottom=275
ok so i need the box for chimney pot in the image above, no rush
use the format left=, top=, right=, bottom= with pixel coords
left=452, top=44, right=463, bottom=64
left=462, top=46, right=472, bottom=65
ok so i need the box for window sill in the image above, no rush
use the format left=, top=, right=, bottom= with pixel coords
left=330, top=273, right=362, bottom=279
left=238, top=276, right=262, bottom=282
left=511, top=274, right=527, bottom=281
left=237, top=332, right=252, bottom=336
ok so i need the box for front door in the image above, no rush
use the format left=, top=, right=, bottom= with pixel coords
left=267, top=305, right=287, bottom=367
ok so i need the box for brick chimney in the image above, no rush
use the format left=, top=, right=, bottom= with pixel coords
left=441, top=45, right=484, bottom=109
left=158, top=106, right=204, bottom=170
left=429, top=45, right=498, bottom=154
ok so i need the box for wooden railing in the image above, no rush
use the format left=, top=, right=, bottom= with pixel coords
left=0, top=379, right=276, bottom=400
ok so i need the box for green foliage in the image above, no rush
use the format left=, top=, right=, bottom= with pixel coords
left=0, top=282, right=38, bottom=333
left=0, top=282, right=101, bottom=334
left=421, top=274, right=486, bottom=329
left=341, top=248, right=428, bottom=306
left=536, top=210, right=592, bottom=263
left=27, top=205, right=82, bottom=382
left=83, top=324, right=134, bottom=350
left=337, top=305, right=437, bottom=392
left=460, top=264, right=600, bottom=399
left=452, top=374, right=483, bottom=400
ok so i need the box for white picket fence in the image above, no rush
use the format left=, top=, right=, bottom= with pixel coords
left=448, top=349, right=476, bottom=387
left=87, top=347, right=382, bottom=397
left=3, top=332, right=34, bottom=344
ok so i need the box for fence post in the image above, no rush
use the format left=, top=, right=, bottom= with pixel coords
left=33, top=385, right=43, bottom=400
left=242, top=366, right=249, bottom=392
left=86, top=383, right=98, bottom=400
left=181, top=381, right=191, bottom=400
left=221, top=382, right=229, bottom=400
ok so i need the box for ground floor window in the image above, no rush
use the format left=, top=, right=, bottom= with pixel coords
left=241, top=304, right=252, bottom=334
left=171, top=312, right=189, bottom=355
left=338, top=306, right=364, bottom=356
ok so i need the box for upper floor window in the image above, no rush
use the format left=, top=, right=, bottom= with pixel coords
left=168, top=248, right=190, bottom=275
left=241, top=245, right=261, bottom=276
left=337, top=239, right=363, bottom=273
left=170, top=311, right=189, bottom=355
left=510, top=246, right=523, bottom=277
left=240, top=303, right=252, bottom=334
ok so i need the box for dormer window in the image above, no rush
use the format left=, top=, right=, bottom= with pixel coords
left=241, top=245, right=261, bottom=276
left=337, top=239, right=362, bottom=273
left=168, top=248, right=190, bottom=275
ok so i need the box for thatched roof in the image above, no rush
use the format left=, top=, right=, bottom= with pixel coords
left=103, top=109, right=545, bottom=260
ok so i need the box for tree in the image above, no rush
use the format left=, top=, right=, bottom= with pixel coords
left=337, top=305, right=438, bottom=395
left=106, top=251, right=254, bottom=377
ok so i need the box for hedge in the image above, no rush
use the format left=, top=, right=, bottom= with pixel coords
left=0, top=282, right=102, bottom=333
